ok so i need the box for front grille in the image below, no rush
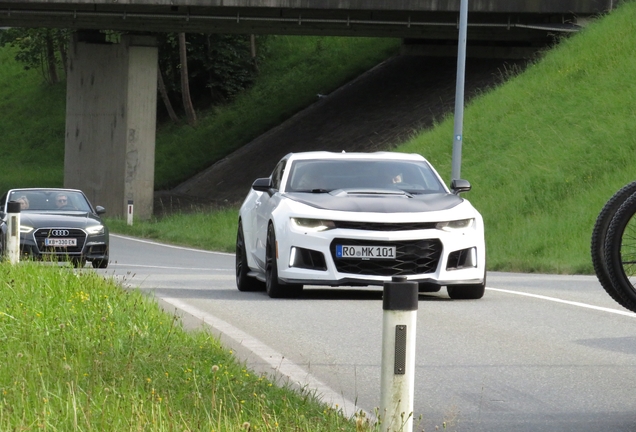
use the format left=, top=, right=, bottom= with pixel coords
left=34, top=228, right=87, bottom=255
left=330, top=238, right=442, bottom=276
left=333, top=221, right=437, bottom=231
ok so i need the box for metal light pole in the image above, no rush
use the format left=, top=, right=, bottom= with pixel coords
left=451, top=0, right=469, bottom=181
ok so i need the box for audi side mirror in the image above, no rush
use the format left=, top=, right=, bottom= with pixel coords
left=95, top=206, right=106, bottom=215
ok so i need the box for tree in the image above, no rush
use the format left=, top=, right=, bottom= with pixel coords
left=0, top=28, right=70, bottom=84
left=178, top=32, right=197, bottom=127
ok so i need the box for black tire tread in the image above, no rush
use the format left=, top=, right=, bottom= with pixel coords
left=591, top=181, right=636, bottom=307
left=236, top=223, right=265, bottom=292
left=604, top=192, right=636, bottom=312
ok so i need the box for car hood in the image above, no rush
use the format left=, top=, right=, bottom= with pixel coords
left=19, top=212, right=103, bottom=227
left=284, top=189, right=463, bottom=213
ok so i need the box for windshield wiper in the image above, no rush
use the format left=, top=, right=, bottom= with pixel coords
left=293, top=189, right=331, bottom=193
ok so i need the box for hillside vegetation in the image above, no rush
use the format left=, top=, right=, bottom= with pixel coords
left=399, top=1, right=636, bottom=273
left=2, top=2, right=636, bottom=274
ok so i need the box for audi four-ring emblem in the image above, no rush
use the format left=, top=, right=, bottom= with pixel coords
left=51, top=229, right=70, bottom=237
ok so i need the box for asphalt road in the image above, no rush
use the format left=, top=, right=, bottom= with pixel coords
left=102, top=234, right=636, bottom=432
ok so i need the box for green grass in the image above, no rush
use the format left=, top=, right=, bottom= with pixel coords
left=399, top=2, right=636, bottom=273
left=0, top=262, right=374, bottom=431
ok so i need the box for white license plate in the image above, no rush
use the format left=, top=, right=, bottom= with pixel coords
left=45, top=238, right=77, bottom=247
left=336, top=245, right=396, bottom=259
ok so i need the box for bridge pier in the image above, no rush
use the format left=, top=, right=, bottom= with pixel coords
left=64, top=33, right=158, bottom=220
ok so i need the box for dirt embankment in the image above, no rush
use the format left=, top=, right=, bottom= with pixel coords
left=154, top=55, right=526, bottom=215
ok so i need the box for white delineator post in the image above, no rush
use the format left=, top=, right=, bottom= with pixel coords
left=6, top=201, right=21, bottom=264
left=380, top=276, right=418, bottom=432
left=127, top=199, right=134, bottom=226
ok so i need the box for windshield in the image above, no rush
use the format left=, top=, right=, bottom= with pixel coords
left=286, top=159, right=446, bottom=194
left=8, top=190, right=93, bottom=212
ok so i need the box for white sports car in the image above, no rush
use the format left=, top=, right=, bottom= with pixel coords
left=236, top=151, right=486, bottom=299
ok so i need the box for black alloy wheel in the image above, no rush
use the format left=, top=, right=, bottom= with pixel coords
left=235, top=223, right=265, bottom=292
left=92, top=258, right=109, bottom=269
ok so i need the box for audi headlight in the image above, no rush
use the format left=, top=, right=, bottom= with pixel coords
left=291, top=218, right=335, bottom=232
left=86, top=225, right=105, bottom=235
left=20, top=225, right=34, bottom=233
left=436, top=218, right=474, bottom=232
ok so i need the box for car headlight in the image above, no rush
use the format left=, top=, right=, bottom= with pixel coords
left=436, top=218, right=474, bottom=231
left=86, top=225, right=105, bottom=235
left=20, top=225, right=34, bottom=233
left=291, top=218, right=335, bottom=232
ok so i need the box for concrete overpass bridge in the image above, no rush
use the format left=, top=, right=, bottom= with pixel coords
left=0, top=0, right=617, bottom=218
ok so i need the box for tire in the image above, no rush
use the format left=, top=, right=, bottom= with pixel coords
left=447, top=274, right=486, bottom=300
left=603, top=192, right=636, bottom=312
left=71, top=258, right=86, bottom=268
left=591, top=181, right=636, bottom=307
left=418, top=282, right=441, bottom=293
left=92, top=258, right=108, bottom=269
left=235, top=223, right=265, bottom=292
left=265, top=224, right=302, bottom=298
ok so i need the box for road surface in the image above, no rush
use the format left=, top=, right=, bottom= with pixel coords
left=101, top=234, right=636, bottom=432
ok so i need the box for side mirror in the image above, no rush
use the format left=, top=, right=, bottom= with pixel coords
left=95, top=206, right=106, bottom=215
left=451, top=179, right=471, bottom=195
left=0, top=211, right=5, bottom=220
left=252, top=177, right=272, bottom=193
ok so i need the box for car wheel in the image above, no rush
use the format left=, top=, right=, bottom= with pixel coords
left=447, top=274, right=486, bottom=300
left=92, top=258, right=108, bottom=269
left=418, top=282, right=441, bottom=293
left=265, top=224, right=302, bottom=298
left=71, top=258, right=86, bottom=268
left=236, top=223, right=265, bottom=292
left=591, top=181, right=636, bottom=308
left=603, top=192, right=636, bottom=312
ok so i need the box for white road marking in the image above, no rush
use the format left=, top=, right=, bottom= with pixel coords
left=111, top=234, right=234, bottom=256
left=109, top=263, right=231, bottom=271
left=160, top=297, right=373, bottom=421
left=487, top=287, right=636, bottom=317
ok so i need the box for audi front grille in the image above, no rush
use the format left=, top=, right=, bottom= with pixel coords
left=329, top=238, right=442, bottom=276
left=34, top=228, right=87, bottom=254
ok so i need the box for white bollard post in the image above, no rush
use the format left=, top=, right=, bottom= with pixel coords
left=380, top=276, right=418, bottom=432
left=6, top=201, right=21, bottom=264
left=127, top=199, right=134, bottom=226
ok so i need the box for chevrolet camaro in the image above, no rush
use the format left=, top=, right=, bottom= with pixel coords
left=0, top=188, right=109, bottom=268
left=236, top=151, right=486, bottom=299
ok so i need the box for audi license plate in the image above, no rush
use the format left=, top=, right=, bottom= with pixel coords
left=45, top=238, right=77, bottom=247
left=336, top=245, right=396, bottom=259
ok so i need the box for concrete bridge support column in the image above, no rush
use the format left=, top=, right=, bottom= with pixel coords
left=65, top=33, right=158, bottom=220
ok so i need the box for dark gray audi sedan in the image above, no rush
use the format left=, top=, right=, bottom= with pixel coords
left=0, top=188, right=109, bottom=268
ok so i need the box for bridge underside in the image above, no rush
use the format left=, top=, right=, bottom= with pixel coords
left=0, top=2, right=609, bottom=42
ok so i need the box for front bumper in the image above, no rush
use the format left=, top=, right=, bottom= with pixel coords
left=20, top=230, right=109, bottom=262
left=275, top=222, right=485, bottom=287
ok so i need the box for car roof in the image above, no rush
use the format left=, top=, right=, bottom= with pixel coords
left=285, top=151, right=427, bottom=162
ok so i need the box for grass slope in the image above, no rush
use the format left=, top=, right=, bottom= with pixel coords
left=0, top=262, right=373, bottom=431
left=400, top=1, right=636, bottom=273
